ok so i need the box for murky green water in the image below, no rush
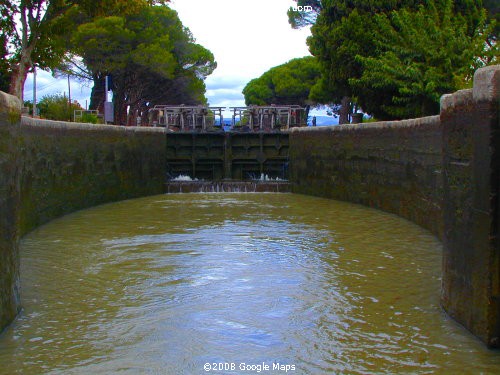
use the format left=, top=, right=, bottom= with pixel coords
left=1, top=193, right=499, bottom=374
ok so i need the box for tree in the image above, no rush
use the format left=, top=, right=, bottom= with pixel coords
left=0, top=34, right=10, bottom=92
left=350, top=0, right=496, bottom=118
left=1, top=0, right=69, bottom=99
left=37, top=93, right=82, bottom=121
left=305, top=0, right=490, bottom=121
left=287, top=0, right=322, bottom=29
left=1, top=0, right=168, bottom=100
left=71, top=5, right=216, bottom=124
left=483, top=0, right=499, bottom=55
left=243, top=56, right=321, bottom=119
left=307, top=1, right=425, bottom=122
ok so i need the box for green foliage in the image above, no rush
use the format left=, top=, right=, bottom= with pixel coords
left=243, top=56, right=321, bottom=107
left=0, top=35, right=10, bottom=92
left=287, top=0, right=322, bottom=29
left=23, top=101, right=33, bottom=115
left=307, top=0, right=495, bottom=119
left=308, top=1, right=422, bottom=105
left=1, top=0, right=79, bottom=98
left=37, top=94, right=83, bottom=121
left=483, top=0, right=499, bottom=54
left=1, top=0, right=169, bottom=98
left=72, top=17, right=137, bottom=73
left=71, top=5, right=216, bottom=124
left=350, top=0, right=496, bottom=118
left=80, top=112, right=99, bottom=124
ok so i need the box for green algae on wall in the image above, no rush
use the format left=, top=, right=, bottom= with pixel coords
left=19, top=118, right=167, bottom=235
left=0, top=92, right=21, bottom=333
left=440, top=66, right=500, bottom=348
left=289, top=116, right=443, bottom=239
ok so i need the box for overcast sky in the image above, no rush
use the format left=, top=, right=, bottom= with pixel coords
left=24, top=0, right=312, bottom=110
left=171, top=0, right=311, bottom=108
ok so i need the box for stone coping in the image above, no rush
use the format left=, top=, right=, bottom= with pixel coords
left=290, top=115, right=440, bottom=134
left=21, top=116, right=167, bottom=134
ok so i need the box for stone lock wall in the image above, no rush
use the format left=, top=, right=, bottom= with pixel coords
left=0, top=92, right=21, bottom=333
left=289, top=116, right=443, bottom=238
left=440, top=66, right=500, bottom=347
left=19, top=117, right=167, bottom=234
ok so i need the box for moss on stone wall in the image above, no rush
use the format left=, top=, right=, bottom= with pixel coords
left=0, top=92, right=21, bottom=334
left=288, top=65, right=500, bottom=348
left=440, top=65, right=500, bottom=348
left=19, top=118, right=167, bottom=235
left=289, top=117, right=443, bottom=239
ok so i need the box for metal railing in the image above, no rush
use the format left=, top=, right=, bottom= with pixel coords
left=148, top=105, right=307, bottom=131
left=148, top=105, right=225, bottom=131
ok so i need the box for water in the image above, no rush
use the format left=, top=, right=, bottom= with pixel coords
left=1, top=193, right=499, bottom=374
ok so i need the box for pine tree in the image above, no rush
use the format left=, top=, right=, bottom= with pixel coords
left=350, top=0, right=496, bottom=118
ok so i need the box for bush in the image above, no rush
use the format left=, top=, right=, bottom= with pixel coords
left=81, top=112, right=99, bottom=124
left=38, top=94, right=83, bottom=121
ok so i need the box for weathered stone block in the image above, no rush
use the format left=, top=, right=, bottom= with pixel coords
left=441, top=64, right=500, bottom=348
left=19, top=117, right=167, bottom=234
left=0, top=91, right=21, bottom=334
left=289, top=115, right=443, bottom=239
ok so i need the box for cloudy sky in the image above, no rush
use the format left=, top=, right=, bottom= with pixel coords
left=171, top=0, right=311, bottom=108
left=24, top=0, right=312, bottom=110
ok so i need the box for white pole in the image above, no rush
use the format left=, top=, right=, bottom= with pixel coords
left=104, top=75, right=108, bottom=123
left=33, top=66, right=37, bottom=117
left=105, top=75, right=109, bottom=99
left=68, top=74, right=71, bottom=121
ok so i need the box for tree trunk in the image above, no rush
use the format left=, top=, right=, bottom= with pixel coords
left=113, top=93, right=128, bottom=126
left=9, top=52, right=32, bottom=100
left=89, top=74, right=105, bottom=113
left=117, top=102, right=128, bottom=125
left=9, top=0, right=38, bottom=101
left=339, top=96, right=351, bottom=124
left=304, top=105, right=310, bottom=123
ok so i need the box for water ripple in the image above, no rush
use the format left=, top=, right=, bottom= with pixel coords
left=1, top=194, right=499, bottom=374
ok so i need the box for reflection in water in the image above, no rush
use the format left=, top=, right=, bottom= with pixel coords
left=0, top=193, right=499, bottom=374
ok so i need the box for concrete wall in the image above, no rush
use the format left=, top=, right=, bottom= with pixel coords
left=0, top=92, right=21, bottom=333
left=19, top=117, right=166, bottom=234
left=289, top=116, right=443, bottom=238
left=289, top=65, right=500, bottom=347
left=440, top=66, right=500, bottom=347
